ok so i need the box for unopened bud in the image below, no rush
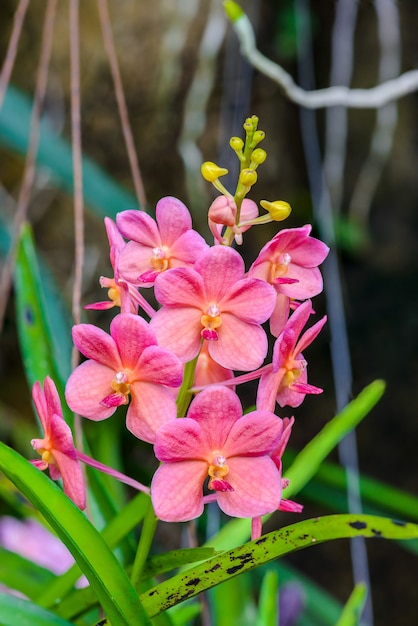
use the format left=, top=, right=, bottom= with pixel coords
left=239, top=169, right=258, bottom=187
left=260, top=200, right=292, bottom=221
left=252, top=130, right=265, bottom=145
left=251, top=148, right=267, bottom=165
left=208, top=195, right=237, bottom=226
left=201, top=161, right=228, bottom=182
left=229, top=136, right=244, bottom=152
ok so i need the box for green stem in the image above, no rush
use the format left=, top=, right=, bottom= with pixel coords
left=176, top=352, right=200, bottom=417
left=130, top=497, right=158, bottom=592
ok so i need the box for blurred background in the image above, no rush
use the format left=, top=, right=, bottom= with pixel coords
left=0, top=1, right=417, bottom=624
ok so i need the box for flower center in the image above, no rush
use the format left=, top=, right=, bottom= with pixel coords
left=111, top=371, right=131, bottom=398
left=101, top=371, right=131, bottom=408
left=150, top=247, right=169, bottom=272
left=272, top=252, right=291, bottom=280
left=208, top=454, right=233, bottom=492
left=280, top=359, right=307, bottom=390
left=201, top=304, right=222, bottom=341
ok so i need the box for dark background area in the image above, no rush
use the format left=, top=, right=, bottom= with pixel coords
left=0, top=1, right=417, bottom=624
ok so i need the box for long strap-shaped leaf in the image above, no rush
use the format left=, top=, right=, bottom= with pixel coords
left=140, top=513, right=418, bottom=617
left=0, top=442, right=151, bottom=626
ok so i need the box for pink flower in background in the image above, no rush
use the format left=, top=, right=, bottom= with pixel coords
left=257, top=300, right=327, bottom=409
left=150, top=245, right=276, bottom=371
left=85, top=218, right=155, bottom=318
left=116, top=196, right=208, bottom=286
left=249, top=225, right=329, bottom=336
left=30, top=377, right=86, bottom=510
left=151, top=386, right=284, bottom=522
left=65, top=314, right=183, bottom=443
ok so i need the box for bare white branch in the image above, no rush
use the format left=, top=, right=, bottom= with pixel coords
left=229, top=9, right=418, bottom=109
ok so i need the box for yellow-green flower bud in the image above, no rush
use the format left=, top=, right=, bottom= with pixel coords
left=251, top=148, right=267, bottom=165
left=239, top=169, right=258, bottom=187
left=230, top=136, right=244, bottom=152
left=252, top=130, right=265, bottom=145
left=243, top=115, right=259, bottom=132
left=223, top=1, right=244, bottom=23
left=201, top=161, right=229, bottom=182
left=260, top=200, right=292, bottom=221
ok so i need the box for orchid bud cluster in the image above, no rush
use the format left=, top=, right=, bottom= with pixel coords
left=29, top=116, right=329, bottom=538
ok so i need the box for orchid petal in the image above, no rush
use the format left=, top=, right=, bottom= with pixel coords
left=150, top=306, right=202, bottom=362
left=153, top=267, right=204, bottom=307
left=216, top=456, right=282, bottom=518
left=221, top=277, right=276, bottom=323
left=65, top=360, right=117, bottom=420
left=116, top=209, right=160, bottom=247
left=126, top=381, right=178, bottom=443
left=187, top=386, right=242, bottom=449
left=154, top=417, right=207, bottom=461
left=196, top=246, right=244, bottom=300
left=72, top=323, right=121, bottom=370
left=155, top=196, right=192, bottom=245
left=151, top=460, right=207, bottom=521
left=209, top=314, right=268, bottom=370
left=110, top=314, right=156, bottom=370
left=224, top=411, right=283, bottom=457
left=257, top=368, right=286, bottom=413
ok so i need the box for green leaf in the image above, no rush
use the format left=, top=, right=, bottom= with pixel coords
left=0, top=547, right=56, bottom=600
left=141, top=513, right=418, bottom=617
left=0, top=442, right=151, bottom=625
left=0, top=592, right=73, bottom=626
left=336, top=583, right=367, bottom=626
left=285, top=379, right=386, bottom=497
left=14, top=223, right=67, bottom=392
left=142, top=547, right=219, bottom=580
left=256, top=569, right=279, bottom=626
left=0, top=85, right=139, bottom=219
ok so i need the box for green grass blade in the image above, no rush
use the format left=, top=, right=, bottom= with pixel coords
left=0, top=442, right=151, bottom=625
left=0, top=592, right=74, bottom=626
left=0, top=547, right=56, bottom=600
left=14, top=223, right=68, bottom=393
left=285, top=379, right=386, bottom=497
left=141, top=513, right=418, bottom=617
left=336, top=583, right=367, bottom=626
left=256, top=569, right=279, bottom=626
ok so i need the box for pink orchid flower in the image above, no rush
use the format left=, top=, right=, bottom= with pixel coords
left=249, top=225, right=329, bottom=336
left=65, top=314, right=183, bottom=443
left=85, top=218, right=155, bottom=318
left=151, top=386, right=284, bottom=522
left=257, top=300, right=327, bottom=409
left=30, top=377, right=86, bottom=510
left=116, top=196, right=208, bottom=286
left=150, top=245, right=276, bottom=371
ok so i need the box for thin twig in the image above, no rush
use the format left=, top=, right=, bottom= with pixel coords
left=96, top=0, right=147, bottom=209
left=227, top=5, right=418, bottom=109
left=0, top=0, right=57, bottom=332
left=0, top=0, right=30, bottom=112
left=69, top=0, right=84, bottom=335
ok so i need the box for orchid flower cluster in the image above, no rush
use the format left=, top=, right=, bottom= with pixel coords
left=30, top=116, right=329, bottom=539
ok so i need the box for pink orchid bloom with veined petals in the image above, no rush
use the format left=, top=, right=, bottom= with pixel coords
left=257, top=300, right=327, bottom=410
left=151, top=386, right=284, bottom=522
left=150, top=245, right=276, bottom=371
left=30, top=377, right=86, bottom=510
left=208, top=196, right=258, bottom=245
left=116, top=196, right=208, bottom=287
left=85, top=218, right=155, bottom=318
left=65, top=314, right=183, bottom=443
left=249, top=225, right=329, bottom=336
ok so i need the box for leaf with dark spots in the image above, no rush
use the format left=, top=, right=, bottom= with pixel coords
left=141, top=514, right=418, bottom=618
left=349, top=520, right=368, bottom=530
left=392, top=519, right=407, bottom=526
